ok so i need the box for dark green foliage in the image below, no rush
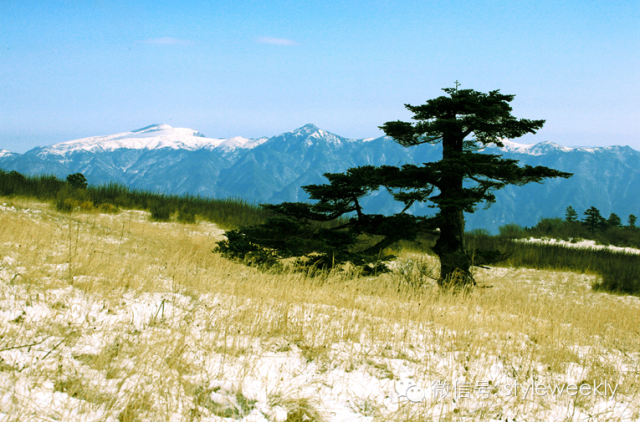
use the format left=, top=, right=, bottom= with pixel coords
left=465, top=232, right=514, bottom=267
left=565, top=206, right=578, bottom=222
left=498, top=223, right=525, bottom=239
left=378, top=83, right=572, bottom=285
left=217, top=84, right=572, bottom=284
left=177, top=206, right=196, bottom=224
left=8, top=170, right=26, bottom=183
left=0, top=169, right=271, bottom=228
left=466, top=231, right=640, bottom=295
left=149, top=201, right=172, bottom=221
left=628, top=214, right=637, bottom=228
left=0, top=169, right=65, bottom=198
left=56, top=186, right=78, bottom=212
left=594, top=256, right=640, bottom=294
left=518, top=209, right=640, bottom=249
left=607, top=213, right=622, bottom=228
left=66, top=173, right=88, bottom=190
left=214, top=215, right=371, bottom=270
left=603, top=226, right=639, bottom=247
left=582, top=206, right=607, bottom=234
left=215, top=170, right=433, bottom=273
left=55, top=181, right=94, bottom=212
left=532, top=217, right=566, bottom=235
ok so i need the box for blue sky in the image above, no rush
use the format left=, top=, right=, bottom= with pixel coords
left=1, top=0, right=639, bottom=152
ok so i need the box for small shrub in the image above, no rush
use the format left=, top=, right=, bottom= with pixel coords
left=192, top=385, right=258, bottom=419
left=55, top=185, right=93, bottom=213
left=56, top=190, right=78, bottom=212
left=177, top=208, right=196, bottom=224
left=98, top=203, right=120, bottom=214
left=533, top=217, right=565, bottom=234
left=79, top=200, right=94, bottom=211
left=499, top=223, right=525, bottom=239
left=149, top=201, right=172, bottom=221
left=468, top=228, right=491, bottom=237
left=395, top=257, right=436, bottom=288
left=66, top=173, right=88, bottom=190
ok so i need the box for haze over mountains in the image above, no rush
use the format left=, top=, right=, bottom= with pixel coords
left=2, top=123, right=639, bottom=232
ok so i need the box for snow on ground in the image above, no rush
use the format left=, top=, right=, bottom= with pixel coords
left=0, top=202, right=639, bottom=421
left=520, top=237, right=640, bottom=255
left=5, top=277, right=636, bottom=421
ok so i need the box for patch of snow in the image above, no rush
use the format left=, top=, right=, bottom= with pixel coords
left=2, top=211, right=639, bottom=421
left=0, top=204, right=16, bottom=212
left=520, top=237, right=640, bottom=255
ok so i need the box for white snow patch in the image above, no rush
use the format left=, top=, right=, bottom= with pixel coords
left=520, top=237, right=640, bottom=255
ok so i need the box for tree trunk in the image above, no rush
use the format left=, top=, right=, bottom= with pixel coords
left=433, top=129, right=474, bottom=287
left=433, top=207, right=474, bottom=287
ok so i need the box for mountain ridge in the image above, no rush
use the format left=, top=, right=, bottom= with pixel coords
left=3, top=123, right=637, bottom=156
left=2, top=124, right=639, bottom=232
left=28, top=124, right=268, bottom=157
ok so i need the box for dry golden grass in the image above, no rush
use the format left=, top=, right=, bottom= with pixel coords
left=1, top=196, right=639, bottom=421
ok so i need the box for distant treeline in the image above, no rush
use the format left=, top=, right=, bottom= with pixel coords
left=466, top=231, right=640, bottom=295
left=0, top=169, right=272, bottom=229
left=492, top=205, right=640, bottom=249
left=467, top=207, right=640, bottom=295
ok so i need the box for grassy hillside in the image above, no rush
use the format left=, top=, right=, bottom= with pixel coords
left=1, top=196, right=639, bottom=421
left=3, top=169, right=640, bottom=296
left=0, top=169, right=272, bottom=229
left=466, top=231, right=640, bottom=295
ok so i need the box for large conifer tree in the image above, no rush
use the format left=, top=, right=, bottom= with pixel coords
left=216, top=84, right=573, bottom=286
left=380, top=83, right=572, bottom=284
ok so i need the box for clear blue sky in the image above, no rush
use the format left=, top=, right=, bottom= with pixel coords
left=1, top=0, right=639, bottom=153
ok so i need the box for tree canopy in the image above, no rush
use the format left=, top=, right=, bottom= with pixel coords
left=583, top=206, right=607, bottom=234
left=215, top=83, right=573, bottom=286
left=607, top=213, right=622, bottom=228
left=66, top=173, right=88, bottom=190
left=565, top=206, right=578, bottom=223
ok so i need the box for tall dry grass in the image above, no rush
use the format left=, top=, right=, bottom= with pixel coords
left=1, top=196, right=639, bottom=421
left=0, top=169, right=272, bottom=229
left=466, top=232, right=640, bottom=295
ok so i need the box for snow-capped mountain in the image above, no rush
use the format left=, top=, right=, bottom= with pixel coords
left=32, top=124, right=267, bottom=156
left=2, top=123, right=640, bottom=232
left=499, top=139, right=575, bottom=155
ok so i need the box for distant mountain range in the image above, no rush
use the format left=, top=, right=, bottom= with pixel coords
left=2, top=123, right=639, bottom=232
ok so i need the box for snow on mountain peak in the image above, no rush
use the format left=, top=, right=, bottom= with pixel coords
left=223, top=136, right=269, bottom=149
left=35, top=125, right=263, bottom=156
left=132, top=124, right=174, bottom=133
left=289, top=124, right=347, bottom=145
left=494, top=139, right=575, bottom=155
left=294, top=124, right=320, bottom=134
left=497, top=139, right=536, bottom=153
